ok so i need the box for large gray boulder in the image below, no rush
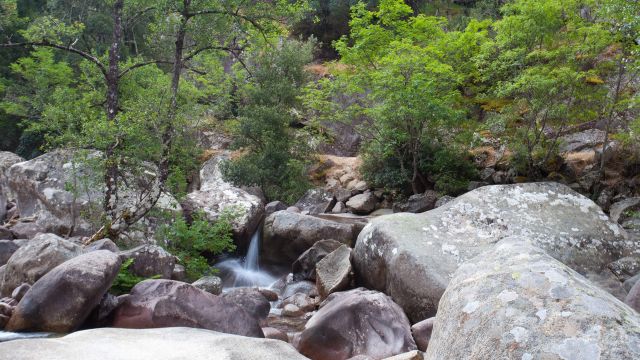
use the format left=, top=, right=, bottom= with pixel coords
left=184, top=152, right=264, bottom=250
left=346, top=192, right=378, bottom=215
left=118, top=244, right=175, bottom=279
left=5, top=150, right=180, bottom=240
left=263, top=211, right=356, bottom=265
left=353, top=183, right=633, bottom=322
left=0, top=152, right=24, bottom=222
left=6, top=250, right=120, bottom=332
left=425, top=238, right=640, bottom=360
left=292, top=239, right=344, bottom=281
left=297, top=288, right=416, bottom=360
left=112, top=279, right=263, bottom=337
left=221, top=287, right=272, bottom=321
left=0, top=240, right=19, bottom=266
left=0, top=327, right=308, bottom=360
left=294, top=189, right=336, bottom=215
left=0, top=233, right=82, bottom=297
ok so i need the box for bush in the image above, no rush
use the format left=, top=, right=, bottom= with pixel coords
left=110, top=258, right=160, bottom=295
left=159, top=210, right=237, bottom=281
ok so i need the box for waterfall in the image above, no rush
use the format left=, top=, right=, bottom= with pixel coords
left=216, top=227, right=276, bottom=288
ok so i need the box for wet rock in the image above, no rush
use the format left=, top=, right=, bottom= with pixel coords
left=6, top=250, right=121, bottom=332
left=118, top=244, right=175, bottom=279
left=112, top=279, right=263, bottom=337
left=0, top=327, right=307, bottom=360
left=0, top=240, right=19, bottom=266
left=294, top=189, right=336, bottom=215
left=292, top=239, right=344, bottom=281
left=265, top=201, right=287, bottom=217
left=316, top=245, right=353, bottom=299
left=297, top=288, right=416, bottom=360
left=221, top=287, right=271, bottom=321
left=0, top=233, right=82, bottom=297
left=425, top=238, right=640, bottom=360
left=192, top=275, right=223, bottom=295
left=392, top=191, right=438, bottom=214
left=184, top=152, right=264, bottom=251
left=346, top=192, right=377, bottom=215
left=263, top=211, right=356, bottom=265
left=354, top=183, right=633, bottom=322
left=411, top=318, right=434, bottom=352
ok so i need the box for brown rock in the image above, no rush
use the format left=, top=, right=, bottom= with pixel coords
left=316, top=245, right=353, bottom=299
left=411, top=318, right=434, bottom=352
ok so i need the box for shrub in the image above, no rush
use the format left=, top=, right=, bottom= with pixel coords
left=110, top=258, right=160, bottom=295
left=159, top=209, right=237, bottom=281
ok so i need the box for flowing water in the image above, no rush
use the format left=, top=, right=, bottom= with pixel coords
left=216, top=228, right=278, bottom=288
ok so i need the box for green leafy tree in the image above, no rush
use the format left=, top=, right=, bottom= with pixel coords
left=222, top=39, right=315, bottom=204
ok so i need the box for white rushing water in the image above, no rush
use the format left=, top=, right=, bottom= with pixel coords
left=216, top=229, right=277, bottom=288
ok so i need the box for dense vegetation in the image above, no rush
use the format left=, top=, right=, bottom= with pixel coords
left=0, top=0, right=638, bottom=232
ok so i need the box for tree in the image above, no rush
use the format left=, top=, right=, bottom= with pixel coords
left=222, top=38, right=315, bottom=204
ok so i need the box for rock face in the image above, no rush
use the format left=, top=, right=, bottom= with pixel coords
left=292, top=239, right=344, bottom=281
left=316, top=245, right=353, bottom=299
left=6, top=250, right=121, bottom=332
left=392, top=191, right=438, bottom=214
left=354, top=183, right=633, bottom=322
left=0, top=233, right=82, bottom=297
left=112, top=279, right=263, bottom=337
left=263, top=211, right=356, bottom=265
left=0, top=327, right=308, bottom=360
left=118, top=244, right=175, bottom=279
left=5, top=150, right=180, bottom=240
left=184, top=152, right=264, bottom=251
left=297, top=288, right=416, bottom=360
left=425, top=238, right=640, bottom=360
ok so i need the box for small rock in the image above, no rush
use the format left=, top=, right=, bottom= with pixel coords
left=10, top=283, right=30, bottom=302
left=171, top=264, right=186, bottom=281
left=262, top=327, right=288, bottom=342
left=411, top=318, right=434, bottom=352
left=282, top=293, right=317, bottom=312
left=332, top=201, right=347, bottom=214
left=283, top=304, right=304, bottom=317
left=192, top=276, right=223, bottom=295
left=286, top=206, right=301, bottom=213
left=392, top=191, right=438, bottom=214
left=346, top=193, right=377, bottom=215
left=258, top=288, right=279, bottom=302
left=265, top=201, right=288, bottom=217
left=316, top=245, right=353, bottom=299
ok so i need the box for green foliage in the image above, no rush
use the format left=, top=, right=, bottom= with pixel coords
left=222, top=39, right=315, bottom=203
left=160, top=210, right=237, bottom=282
left=110, top=258, right=160, bottom=295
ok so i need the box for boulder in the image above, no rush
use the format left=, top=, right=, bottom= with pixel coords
left=221, top=287, right=271, bottom=321
left=171, top=264, right=186, bottom=281
left=263, top=211, right=356, bottom=265
left=265, top=201, right=287, bottom=217
left=610, top=197, right=640, bottom=224
left=262, top=327, right=289, bottom=342
left=294, top=189, right=336, bottom=215
left=411, top=318, right=434, bottom=352
left=425, top=238, right=640, bottom=360
left=297, top=288, right=416, bottom=360
left=118, top=244, right=175, bottom=279
left=10, top=283, right=30, bottom=302
left=0, top=227, right=13, bottom=240
left=332, top=201, right=347, bottom=213
left=392, top=191, right=438, bottom=214
left=354, top=183, right=633, bottom=322
left=8, top=221, right=45, bottom=239
left=0, top=233, right=82, bottom=296
left=5, top=150, right=180, bottom=240
left=0, top=152, right=24, bottom=222
left=316, top=245, right=353, bottom=299
left=0, top=327, right=307, bottom=360
left=434, top=196, right=454, bottom=208
left=560, top=129, right=607, bottom=153
left=282, top=303, right=304, bottom=317
left=84, top=238, right=119, bottom=253
left=184, top=152, right=264, bottom=250
left=192, top=276, right=223, bottom=295
left=346, top=192, right=377, bottom=214
left=624, top=272, right=640, bottom=292
left=0, top=240, right=19, bottom=266
left=112, top=279, right=263, bottom=337
left=282, top=293, right=317, bottom=313
left=292, top=239, right=344, bottom=281
left=6, top=250, right=121, bottom=332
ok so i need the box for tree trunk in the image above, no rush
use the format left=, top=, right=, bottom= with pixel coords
left=103, top=0, right=124, bottom=225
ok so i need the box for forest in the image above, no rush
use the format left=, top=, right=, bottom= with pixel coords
left=0, top=1, right=639, bottom=358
